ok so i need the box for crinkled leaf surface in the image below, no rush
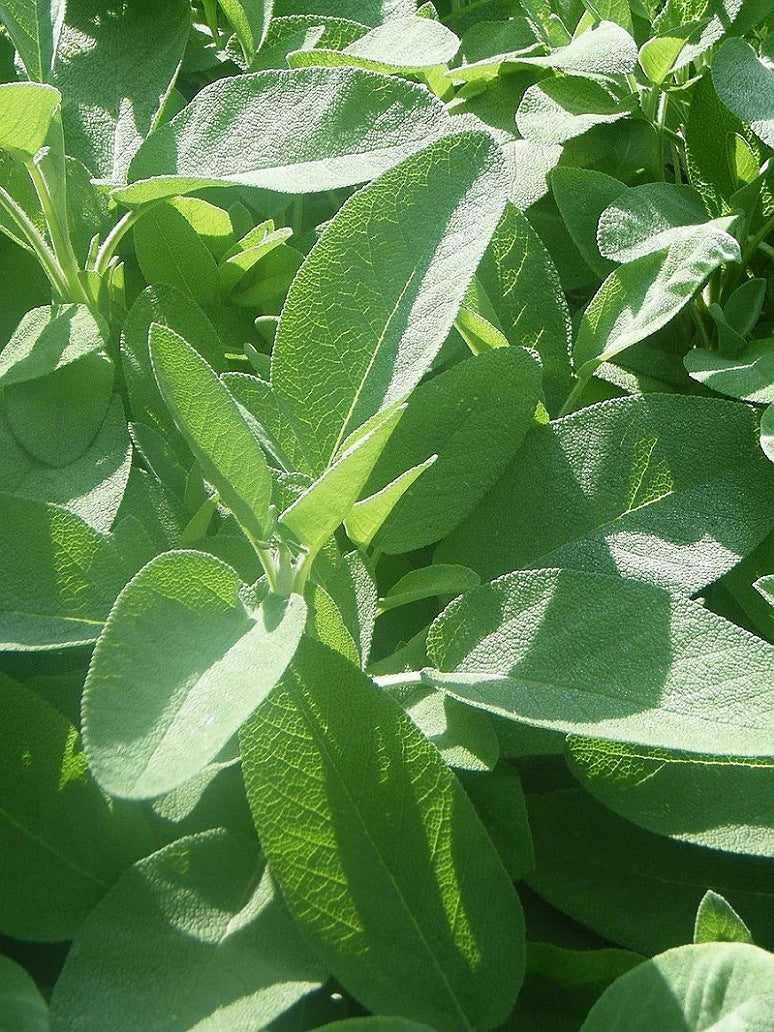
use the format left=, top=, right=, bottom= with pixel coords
left=427, top=568, right=774, bottom=757
left=115, top=67, right=450, bottom=205
left=516, top=77, right=632, bottom=144
left=437, top=395, right=774, bottom=594
left=684, top=338, right=774, bottom=403
left=83, top=550, right=306, bottom=799
left=240, top=637, right=525, bottom=1032
left=0, top=304, right=104, bottom=386
left=49, top=831, right=326, bottom=1032
left=596, top=183, right=711, bottom=262
left=272, top=131, right=508, bottom=473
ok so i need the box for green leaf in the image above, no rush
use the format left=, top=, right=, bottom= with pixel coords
left=53, top=0, right=191, bottom=179
left=279, top=404, right=404, bottom=561
left=83, top=550, right=306, bottom=799
left=272, top=131, right=508, bottom=473
left=427, top=567, right=774, bottom=757
left=459, top=765, right=534, bottom=880
left=755, top=573, right=774, bottom=606
left=149, top=324, right=273, bottom=549
left=379, top=565, right=481, bottom=612
left=0, top=954, right=48, bottom=1032
left=114, top=67, right=451, bottom=205
left=308, top=1022, right=436, bottom=1032
left=0, top=494, right=127, bottom=650
left=0, top=304, right=103, bottom=387
left=364, top=349, right=541, bottom=553
left=574, top=223, right=741, bottom=370
left=580, top=942, right=774, bottom=1031
left=0, top=677, right=143, bottom=941
left=596, top=183, right=711, bottom=263
left=638, top=23, right=703, bottom=84
left=48, top=831, right=326, bottom=1032
left=133, top=203, right=219, bottom=305
left=516, top=77, right=632, bottom=144
left=474, top=202, right=573, bottom=414
left=273, top=0, right=414, bottom=23
left=240, top=637, right=525, bottom=1032
left=714, top=37, right=774, bottom=148
left=437, top=395, right=774, bottom=594
left=513, top=20, right=638, bottom=77
left=761, top=401, right=774, bottom=463
left=345, top=457, right=436, bottom=550
left=287, top=15, right=460, bottom=72
left=694, top=890, right=754, bottom=943
left=218, top=0, right=273, bottom=62
left=565, top=737, right=774, bottom=857
left=0, top=0, right=64, bottom=82
left=552, top=166, right=625, bottom=279
left=526, top=789, right=774, bottom=955
left=0, top=81, right=60, bottom=160
left=684, top=338, right=774, bottom=403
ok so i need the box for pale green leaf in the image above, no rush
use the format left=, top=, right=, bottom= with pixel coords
left=345, top=457, right=436, bottom=550
left=149, top=324, right=273, bottom=548
left=287, top=15, right=459, bottom=72
left=0, top=0, right=64, bottom=81
left=513, top=21, right=638, bottom=77
left=713, top=36, right=774, bottom=148
left=48, top=831, right=326, bottom=1032
left=83, top=550, right=306, bottom=799
left=272, top=131, right=508, bottom=473
left=427, top=567, right=774, bottom=757
left=761, top=402, right=774, bottom=462
left=0, top=305, right=104, bottom=387
left=694, top=890, right=754, bottom=943
left=0, top=81, right=60, bottom=159
left=0, top=954, right=48, bottom=1032
left=114, top=67, right=451, bottom=205
left=684, top=339, right=774, bottom=403
left=755, top=573, right=774, bottom=606
left=240, top=637, right=525, bottom=1032
left=516, top=77, right=632, bottom=144
left=218, top=0, right=272, bottom=62
left=596, top=183, right=712, bottom=263
left=552, top=166, right=625, bottom=279
left=379, top=565, right=481, bottom=612
left=133, top=204, right=219, bottom=305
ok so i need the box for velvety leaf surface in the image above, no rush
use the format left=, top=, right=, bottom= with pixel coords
left=579, top=942, right=774, bottom=1031
left=0, top=954, right=48, bottom=1031
left=49, top=831, right=326, bottom=1032
left=516, top=77, right=631, bottom=144
left=0, top=0, right=64, bottom=82
left=116, top=67, right=450, bottom=205
left=83, top=550, right=306, bottom=799
left=684, top=339, right=774, bottom=403
left=240, top=637, right=525, bottom=1032
left=272, top=131, right=508, bottom=473
left=427, top=568, right=774, bottom=757
left=437, top=395, right=774, bottom=594
left=713, top=37, right=774, bottom=149
left=0, top=677, right=142, bottom=941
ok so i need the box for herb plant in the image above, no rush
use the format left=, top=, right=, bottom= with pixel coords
left=1, top=0, right=774, bottom=1029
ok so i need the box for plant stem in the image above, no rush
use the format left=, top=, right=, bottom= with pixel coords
left=0, top=183, right=68, bottom=296
left=93, top=206, right=151, bottom=277
left=202, top=0, right=221, bottom=45
left=26, top=158, right=90, bottom=306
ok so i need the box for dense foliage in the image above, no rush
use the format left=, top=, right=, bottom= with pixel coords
left=1, top=0, right=774, bottom=1029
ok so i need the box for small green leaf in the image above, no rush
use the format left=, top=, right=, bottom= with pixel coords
left=133, top=203, right=219, bottom=305
left=427, top=567, right=774, bottom=757
left=0, top=954, right=48, bottom=1032
left=379, top=565, right=481, bottom=612
left=149, top=324, right=273, bottom=548
left=755, top=573, right=774, bottom=606
left=0, top=81, right=60, bottom=159
left=48, top=831, right=326, bottom=1032
left=0, top=677, right=144, bottom=941
left=694, top=890, right=753, bottom=944
left=218, top=0, right=273, bottom=62
left=0, top=304, right=104, bottom=387
left=761, top=402, right=774, bottom=462
left=83, top=550, right=306, bottom=799
left=241, top=637, right=525, bottom=1032
left=552, top=166, right=625, bottom=279
left=684, top=339, right=774, bottom=403
left=580, top=943, right=774, bottom=1031
left=596, top=183, right=711, bottom=263
left=345, top=457, right=436, bottom=550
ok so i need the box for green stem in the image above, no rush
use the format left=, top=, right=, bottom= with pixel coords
left=92, top=206, right=152, bottom=276
left=688, top=303, right=712, bottom=350
left=0, top=183, right=68, bottom=296
left=25, top=158, right=90, bottom=305
left=202, top=0, right=221, bottom=45
left=371, top=671, right=426, bottom=690
left=654, top=89, right=669, bottom=182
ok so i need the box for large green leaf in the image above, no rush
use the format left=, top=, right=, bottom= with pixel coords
left=0, top=955, right=48, bottom=1031
left=0, top=0, right=64, bottom=81
left=596, top=183, right=711, bottom=262
left=436, top=395, right=774, bottom=594
left=0, top=81, right=60, bottom=159
left=48, top=831, right=326, bottom=1032
left=240, top=637, right=525, bottom=1032
left=526, top=789, right=774, bottom=954
left=566, top=737, right=774, bottom=857
left=0, top=494, right=128, bottom=650
left=272, top=131, right=508, bottom=473
left=363, top=348, right=542, bottom=553
left=149, top=324, right=273, bottom=549
left=516, top=77, right=632, bottom=144
left=114, top=67, right=450, bottom=205
left=580, top=942, right=774, bottom=1031
left=52, top=0, right=191, bottom=179
left=713, top=36, right=774, bottom=148
left=0, top=678, right=143, bottom=941
left=427, top=568, right=774, bottom=757
left=684, top=338, right=774, bottom=403
left=0, top=304, right=104, bottom=386
left=83, top=550, right=306, bottom=799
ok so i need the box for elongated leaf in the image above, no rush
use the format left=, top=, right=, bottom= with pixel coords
left=574, top=222, right=740, bottom=369
left=566, top=737, right=774, bottom=857
left=379, top=565, right=481, bottom=612
left=240, top=637, right=525, bottom=1032
left=218, top=0, right=273, bottom=62
left=552, top=166, right=625, bottom=278
left=694, top=890, right=753, bottom=943
left=273, top=0, right=414, bottom=23
left=514, top=20, right=637, bottom=77
left=149, top=324, right=273, bottom=548
left=516, top=77, right=632, bottom=144
left=526, top=789, right=774, bottom=954
left=364, top=348, right=542, bottom=552
left=427, top=568, right=774, bottom=757
left=596, top=183, right=710, bottom=262
left=115, top=67, right=450, bottom=205
left=133, top=203, right=219, bottom=305
left=0, top=955, right=47, bottom=1032
left=83, top=550, right=306, bottom=799
left=713, top=36, right=774, bottom=148
left=49, top=831, right=326, bottom=1032
left=0, top=494, right=128, bottom=650
left=0, top=0, right=64, bottom=81
left=272, top=131, right=508, bottom=473
left=53, top=0, right=190, bottom=180
left=437, top=395, right=774, bottom=594
left=684, top=338, right=774, bottom=403
left=0, top=304, right=104, bottom=386
left=0, top=81, right=60, bottom=165
left=345, top=457, right=436, bottom=550
left=580, top=942, right=774, bottom=1031
left=0, top=678, right=143, bottom=941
